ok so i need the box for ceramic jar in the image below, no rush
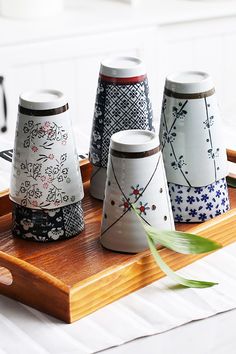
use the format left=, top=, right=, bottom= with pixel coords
left=100, top=130, right=175, bottom=253
left=160, top=71, right=230, bottom=222
left=89, top=56, right=154, bottom=200
left=10, top=89, right=84, bottom=241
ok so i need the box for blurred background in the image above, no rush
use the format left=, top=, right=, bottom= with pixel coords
left=0, top=0, right=235, bottom=152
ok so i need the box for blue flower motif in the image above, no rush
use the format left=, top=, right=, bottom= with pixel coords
left=201, top=194, right=209, bottom=202
left=216, top=190, right=221, bottom=198
left=175, top=195, right=183, bottom=205
left=186, top=196, right=195, bottom=204
left=175, top=214, right=183, bottom=222
left=221, top=198, right=226, bottom=206
left=198, top=213, right=207, bottom=221
left=215, top=210, right=221, bottom=216
left=189, top=209, right=197, bottom=217
left=208, top=184, right=215, bottom=192
left=206, top=202, right=213, bottom=210
left=194, top=187, right=203, bottom=194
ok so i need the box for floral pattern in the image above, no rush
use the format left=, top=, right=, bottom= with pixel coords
left=11, top=113, right=84, bottom=209
left=16, top=153, right=73, bottom=208
left=168, top=177, right=230, bottom=223
left=89, top=76, right=153, bottom=168
left=160, top=92, right=228, bottom=187
left=115, top=184, right=156, bottom=223
left=23, top=120, right=68, bottom=150
left=12, top=201, right=84, bottom=242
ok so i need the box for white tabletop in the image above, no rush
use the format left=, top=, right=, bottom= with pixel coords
left=103, top=308, right=236, bottom=354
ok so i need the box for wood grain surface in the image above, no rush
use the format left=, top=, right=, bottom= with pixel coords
left=0, top=157, right=235, bottom=323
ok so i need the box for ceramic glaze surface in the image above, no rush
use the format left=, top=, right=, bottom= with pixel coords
left=89, top=57, right=154, bottom=201
left=160, top=86, right=228, bottom=187
left=90, top=75, right=153, bottom=168
left=100, top=56, right=146, bottom=78
left=90, top=166, right=107, bottom=200
left=10, top=101, right=84, bottom=209
left=169, top=178, right=230, bottom=223
left=12, top=201, right=84, bottom=242
left=101, top=132, right=174, bottom=253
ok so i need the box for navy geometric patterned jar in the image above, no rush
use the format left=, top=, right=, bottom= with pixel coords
left=89, top=56, right=154, bottom=200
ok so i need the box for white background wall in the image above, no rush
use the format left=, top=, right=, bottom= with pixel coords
left=0, top=0, right=235, bottom=151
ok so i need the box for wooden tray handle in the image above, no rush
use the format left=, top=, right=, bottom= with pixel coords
left=0, top=252, right=70, bottom=321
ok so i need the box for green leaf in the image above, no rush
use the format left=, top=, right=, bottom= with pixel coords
left=227, top=176, right=236, bottom=188
left=143, top=224, right=222, bottom=254
left=147, top=235, right=218, bottom=288
left=131, top=204, right=220, bottom=288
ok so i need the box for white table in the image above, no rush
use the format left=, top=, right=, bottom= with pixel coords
left=103, top=309, right=236, bottom=354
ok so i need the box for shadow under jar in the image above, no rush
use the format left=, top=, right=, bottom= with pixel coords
left=159, top=71, right=230, bottom=223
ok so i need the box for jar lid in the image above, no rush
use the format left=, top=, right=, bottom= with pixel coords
left=19, top=89, right=68, bottom=110
left=165, top=71, right=214, bottom=94
left=100, top=56, right=146, bottom=78
left=110, top=130, right=159, bottom=153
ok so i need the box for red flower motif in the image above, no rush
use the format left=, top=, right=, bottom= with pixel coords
left=137, top=202, right=150, bottom=216
left=31, top=146, right=38, bottom=153
left=32, top=200, right=38, bottom=207
left=119, top=197, right=131, bottom=212
left=130, top=185, right=143, bottom=199
left=61, top=140, right=67, bottom=145
left=48, top=154, right=54, bottom=160
left=43, top=182, right=49, bottom=189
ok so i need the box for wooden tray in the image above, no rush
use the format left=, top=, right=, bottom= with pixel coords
left=0, top=155, right=236, bottom=323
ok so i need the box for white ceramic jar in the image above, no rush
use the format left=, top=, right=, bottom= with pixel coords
left=160, top=71, right=230, bottom=223
left=100, top=130, right=174, bottom=253
left=10, top=89, right=84, bottom=241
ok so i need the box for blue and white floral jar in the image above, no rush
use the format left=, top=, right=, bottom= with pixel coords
left=10, top=89, right=84, bottom=241
left=160, top=71, right=230, bottom=223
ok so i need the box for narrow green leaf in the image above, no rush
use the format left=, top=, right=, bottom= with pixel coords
left=143, top=224, right=222, bottom=254
left=132, top=204, right=221, bottom=254
left=147, top=235, right=218, bottom=288
left=227, top=176, right=236, bottom=188
left=131, top=204, right=219, bottom=288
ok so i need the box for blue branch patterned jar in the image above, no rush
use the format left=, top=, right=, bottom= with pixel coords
left=159, top=71, right=230, bottom=223
left=10, top=89, right=84, bottom=241
left=89, top=56, right=154, bottom=200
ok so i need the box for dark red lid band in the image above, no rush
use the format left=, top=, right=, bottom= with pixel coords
left=100, top=74, right=146, bottom=85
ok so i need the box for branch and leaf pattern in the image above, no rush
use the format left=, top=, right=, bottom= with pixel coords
left=161, top=99, right=191, bottom=187
left=203, top=98, right=220, bottom=181
left=23, top=120, right=68, bottom=150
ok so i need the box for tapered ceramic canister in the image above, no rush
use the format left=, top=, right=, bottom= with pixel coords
left=89, top=56, right=154, bottom=200
left=160, top=71, right=230, bottom=223
left=100, top=130, right=174, bottom=253
left=10, top=89, right=84, bottom=241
